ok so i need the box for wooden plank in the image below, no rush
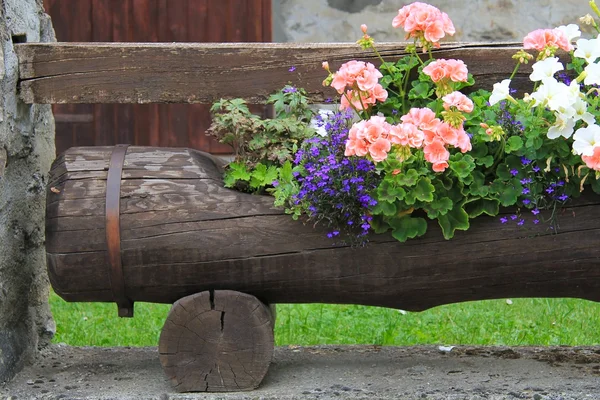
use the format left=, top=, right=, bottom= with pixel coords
left=43, top=0, right=93, bottom=42
left=132, top=0, right=159, bottom=146
left=91, top=0, right=115, bottom=145
left=260, top=0, right=271, bottom=42
left=112, top=0, right=135, bottom=145
left=16, top=42, right=532, bottom=104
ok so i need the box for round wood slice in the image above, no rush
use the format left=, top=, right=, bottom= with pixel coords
left=158, top=290, right=274, bottom=392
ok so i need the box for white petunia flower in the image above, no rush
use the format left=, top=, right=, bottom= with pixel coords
left=557, top=24, right=582, bottom=42
left=574, top=37, right=600, bottom=64
left=573, top=124, right=600, bottom=156
left=572, top=97, right=596, bottom=125
left=530, top=78, right=576, bottom=112
left=584, top=62, right=600, bottom=86
left=489, top=79, right=511, bottom=106
left=547, top=113, right=576, bottom=139
left=529, top=57, right=564, bottom=82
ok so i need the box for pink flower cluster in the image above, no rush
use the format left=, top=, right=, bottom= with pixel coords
left=392, top=2, right=455, bottom=47
left=331, top=60, right=381, bottom=93
left=422, top=59, right=469, bottom=83
left=582, top=147, right=600, bottom=171
left=442, top=91, right=474, bottom=113
left=345, top=116, right=397, bottom=163
left=401, top=108, right=471, bottom=172
left=340, top=85, right=388, bottom=111
left=523, top=28, right=572, bottom=52
left=345, top=108, right=472, bottom=172
left=330, top=60, right=388, bottom=111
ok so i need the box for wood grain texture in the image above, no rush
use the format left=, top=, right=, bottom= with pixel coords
left=158, top=290, right=274, bottom=392
left=17, top=42, right=536, bottom=104
left=46, top=147, right=600, bottom=312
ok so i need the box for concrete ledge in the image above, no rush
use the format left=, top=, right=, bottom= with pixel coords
left=2, top=344, right=600, bottom=399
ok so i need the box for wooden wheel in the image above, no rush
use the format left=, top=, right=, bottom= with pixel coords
left=158, top=290, right=274, bottom=392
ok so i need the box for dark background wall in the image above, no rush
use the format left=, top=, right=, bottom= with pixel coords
left=43, top=0, right=272, bottom=155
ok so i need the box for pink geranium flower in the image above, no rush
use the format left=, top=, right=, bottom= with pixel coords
left=392, top=2, right=455, bottom=48
left=423, top=139, right=450, bottom=170
left=456, top=127, right=472, bottom=153
left=423, top=59, right=469, bottom=83
left=401, top=108, right=441, bottom=145
left=442, top=91, right=474, bottom=113
left=344, top=116, right=394, bottom=162
left=582, top=146, right=600, bottom=170
left=436, top=122, right=459, bottom=146
left=389, top=123, right=425, bottom=148
left=339, top=83, right=388, bottom=111
left=331, top=60, right=383, bottom=94
left=523, top=28, right=572, bottom=52
left=369, top=137, right=392, bottom=163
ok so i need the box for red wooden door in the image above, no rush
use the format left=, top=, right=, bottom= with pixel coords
left=43, top=0, right=272, bottom=155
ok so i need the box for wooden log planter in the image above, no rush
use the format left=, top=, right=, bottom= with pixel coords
left=46, top=145, right=600, bottom=391
left=16, top=41, right=600, bottom=392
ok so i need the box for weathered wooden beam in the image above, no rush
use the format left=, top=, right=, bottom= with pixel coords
left=16, top=42, right=532, bottom=104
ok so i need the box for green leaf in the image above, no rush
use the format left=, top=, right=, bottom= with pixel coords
left=409, top=81, right=434, bottom=100
left=496, top=163, right=514, bottom=180
left=279, top=160, right=294, bottom=183
left=389, top=216, right=428, bottom=242
left=377, top=180, right=406, bottom=203
left=423, top=197, right=454, bottom=219
left=525, top=135, right=544, bottom=150
left=406, top=177, right=435, bottom=204
left=250, top=164, right=279, bottom=189
left=437, top=205, right=469, bottom=240
left=490, top=181, right=520, bottom=206
left=470, top=142, right=489, bottom=158
left=369, top=215, right=391, bottom=234
left=476, top=155, right=494, bottom=168
left=394, top=169, right=420, bottom=187
left=506, top=136, right=524, bottom=152
left=371, top=201, right=397, bottom=217
left=464, top=198, right=500, bottom=218
left=449, top=157, right=475, bottom=180
left=223, top=172, right=237, bottom=188
left=466, top=171, right=489, bottom=197
left=592, top=175, right=600, bottom=195
left=227, top=162, right=251, bottom=182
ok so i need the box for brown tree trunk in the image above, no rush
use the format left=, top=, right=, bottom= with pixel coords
left=158, top=290, right=274, bottom=392
left=46, top=146, right=600, bottom=315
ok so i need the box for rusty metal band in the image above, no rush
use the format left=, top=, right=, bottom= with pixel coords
left=105, top=144, right=134, bottom=318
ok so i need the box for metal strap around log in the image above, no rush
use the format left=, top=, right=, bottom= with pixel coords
left=105, top=144, right=134, bottom=318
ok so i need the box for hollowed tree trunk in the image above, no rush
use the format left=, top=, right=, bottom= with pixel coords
left=46, top=146, right=600, bottom=315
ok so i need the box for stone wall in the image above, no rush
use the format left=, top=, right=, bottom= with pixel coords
left=0, top=0, right=55, bottom=383
left=273, top=0, right=593, bottom=43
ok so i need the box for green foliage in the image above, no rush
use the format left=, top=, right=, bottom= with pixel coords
left=209, top=85, right=315, bottom=194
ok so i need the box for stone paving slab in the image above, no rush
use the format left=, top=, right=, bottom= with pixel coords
left=2, top=344, right=600, bottom=399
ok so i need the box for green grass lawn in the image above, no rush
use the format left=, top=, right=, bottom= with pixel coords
left=49, top=292, right=600, bottom=347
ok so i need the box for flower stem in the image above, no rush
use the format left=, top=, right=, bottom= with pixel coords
left=509, top=62, right=521, bottom=80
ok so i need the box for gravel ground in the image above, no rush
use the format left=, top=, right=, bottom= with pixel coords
left=2, top=344, right=600, bottom=400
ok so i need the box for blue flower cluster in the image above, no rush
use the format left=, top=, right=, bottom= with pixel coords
left=499, top=156, right=571, bottom=228
left=498, top=100, right=525, bottom=135
left=292, top=110, right=382, bottom=244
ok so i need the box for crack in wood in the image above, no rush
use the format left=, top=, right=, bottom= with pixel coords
left=209, top=290, right=215, bottom=310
